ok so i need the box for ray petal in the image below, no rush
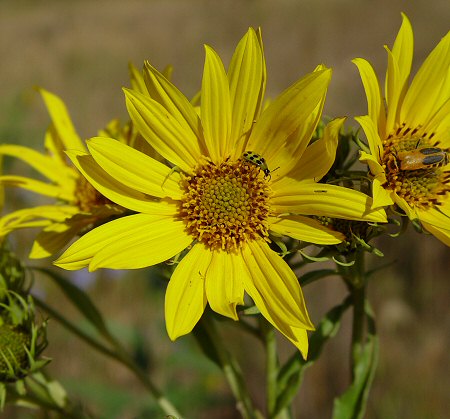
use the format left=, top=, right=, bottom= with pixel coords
left=417, top=208, right=450, bottom=246
left=201, top=45, right=232, bottom=162
left=39, top=88, right=85, bottom=152
left=352, top=58, right=386, bottom=134
left=205, top=250, right=245, bottom=320
left=165, top=243, right=210, bottom=340
left=247, top=68, right=331, bottom=175
left=401, top=31, right=450, bottom=128
left=87, top=137, right=183, bottom=199
left=143, top=61, right=206, bottom=152
left=271, top=182, right=387, bottom=222
left=0, top=144, right=74, bottom=184
left=89, top=216, right=192, bottom=271
left=0, top=175, right=74, bottom=201
left=124, top=88, right=201, bottom=172
left=66, top=150, right=181, bottom=214
left=54, top=213, right=187, bottom=270
left=279, top=118, right=345, bottom=183
left=269, top=215, right=344, bottom=244
left=227, top=28, right=266, bottom=157
left=241, top=240, right=312, bottom=357
left=355, top=115, right=384, bottom=160
left=29, top=222, right=80, bottom=259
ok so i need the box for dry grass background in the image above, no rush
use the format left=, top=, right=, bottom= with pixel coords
left=1, top=0, right=449, bottom=418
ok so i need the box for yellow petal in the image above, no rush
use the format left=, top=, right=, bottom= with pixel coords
left=143, top=61, right=206, bottom=152
left=66, top=150, right=180, bottom=214
left=128, top=62, right=147, bottom=94
left=89, top=216, right=192, bottom=271
left=355, top=115, right=384, bottom=161
left=423, top=97, right=450, bottom=148
left=29, top=222, right=79, bottom=259
left=283, top=118, right=345, bottom=183
left=384, top=13, right=414, bottom=133
left=244, top=240, right=313, bottom=328
left=384, top=46, right=403, bottom=134
left=241, top=240, right=313, bottom=357
left=87, top=137, right=183, bottom=199
left=55, top=212, right=188, bottom=271
left=401, top=31, right=450, bottom=128
left=372, top=176, right=394, bottom=209
left=359, top=151, right=385, bottom=178
left=165, top=243, right=210, bottom=340
left=0, top=144, right=74, bottom=184
left=201, top=45, right=232, bottom=162
left=272, top=182, right=387, bottom=222
left=39, top=88, right=85, bottom=152
left=352, top=58, right=386, bottom=134
left=392, top=194, right=417, bottom=220
left=124, top=88, right=201, bottom=173
left=269, top=215, right=344, bottom=244
left=227, top=28, right=266, bottom=157
left=247, top=68, right=331, bottom=176
left=391, top=13, right=414, bottom=84
left=417, top=208, right=450, bottom=246
left=0, top=205, right=78, bottom=236
left=205, top=250, right=245, bottom=320
left=0, top=175, right=74, bottom=202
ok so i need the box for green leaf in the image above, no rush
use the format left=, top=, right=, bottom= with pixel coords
left=274, top=297, right=351, bottom=416
left=32, top=267, right=108, bottom=335
left=332, top=306, right=379, bottom=419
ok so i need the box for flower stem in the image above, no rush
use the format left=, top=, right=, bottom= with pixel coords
left=34, top=296, right=183, bottom=418
left=198, top=314, right=259, bottom=419
left=260, top=319, right=278, bottom=418
left=350, top=281, right=366, bottom=375
left=260, top=320, right=293, bottom=419
left=342, top=250, right=367, bottom=375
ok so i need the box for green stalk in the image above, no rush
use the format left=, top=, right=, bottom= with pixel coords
left=199, top=314, right=258, bottom=419
left=260, top=319, right=277, bottom=417
left=342, top=250, right=367, bottom=375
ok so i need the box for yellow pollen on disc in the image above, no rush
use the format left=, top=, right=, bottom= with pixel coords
left=74, top=175, right=111, bottom=212
left=180, top=158, right=271, bottom=252
left=381, top=128, right=450, bottom=209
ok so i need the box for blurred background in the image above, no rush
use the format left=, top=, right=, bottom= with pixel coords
left=1, top=0, right=449, bottom=418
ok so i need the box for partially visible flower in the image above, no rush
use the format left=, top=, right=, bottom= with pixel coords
left=54, top=28, right=386, bottom=357
left=0, top=89, right=127, bottom=258
left=354, top=14, right=450, bottom=245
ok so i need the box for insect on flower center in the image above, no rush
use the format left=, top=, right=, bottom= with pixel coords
left=180, top=157, right=272, bottom=252
left=381, top=127, right=450, bottom=209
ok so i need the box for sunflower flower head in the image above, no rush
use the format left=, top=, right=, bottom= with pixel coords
left=354, top=13, right=450, bottom=245
left=55, top=28, right=386, bottom=358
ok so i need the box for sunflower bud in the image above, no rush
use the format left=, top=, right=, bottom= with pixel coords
left=0, top=323, right=31, bottom=382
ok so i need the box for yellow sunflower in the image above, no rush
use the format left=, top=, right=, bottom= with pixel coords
left=55, top=28, right=386, bottom=357
left=354, top=14, right=450, bottom=245
left=0, top=89, right=125, bottom=258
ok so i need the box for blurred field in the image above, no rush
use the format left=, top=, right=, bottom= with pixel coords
left=1, top=0, right=449, bottom=418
